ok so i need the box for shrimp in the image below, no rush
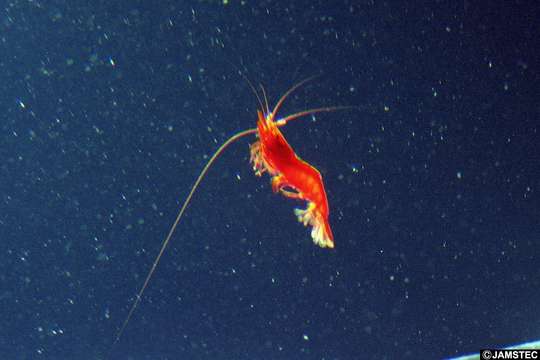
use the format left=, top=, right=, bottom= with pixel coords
left=250, top=108, right=334, bottom=248
left=110, top=76, right=351, bottom=353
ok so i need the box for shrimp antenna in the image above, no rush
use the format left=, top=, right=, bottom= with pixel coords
left=237, top=70, right=265, bottom=114
left=259, top=84, right=270, bottom=115
left=271, top=75, right=320, bottom=118
left=276, top=106, right=358, bottom=126
left=110, top=127, right=257, bottom=353
left=223, top=58, right=265, bottom=112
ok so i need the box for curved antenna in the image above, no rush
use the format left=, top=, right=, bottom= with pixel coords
left=237, top=71, right=265, bottom=114
left=224, top=57, right=264, bottom=113
left=259, top=84, right=270, bottom=115
left=111, top=127, right=258, bottom=352
left=276, top=106, right=358, bottom=126
left=271, top=75, right=320, bottom=119
left=223, top=58, right=265, bottom=113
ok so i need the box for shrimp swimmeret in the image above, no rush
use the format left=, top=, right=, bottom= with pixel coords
left=111, top=77, right=352, bottom=351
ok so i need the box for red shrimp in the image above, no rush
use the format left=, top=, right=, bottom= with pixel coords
left=110, top=76, right=351, bottom=352
left=250, top=108, right=334, bottom=248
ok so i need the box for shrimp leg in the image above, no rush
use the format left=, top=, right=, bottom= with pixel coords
left=271, top=175, right=304, bottom=200
left=279, top=188, right=304, bottom=199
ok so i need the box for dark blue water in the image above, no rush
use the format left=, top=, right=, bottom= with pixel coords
left=1, top=1, right=538, bottom=359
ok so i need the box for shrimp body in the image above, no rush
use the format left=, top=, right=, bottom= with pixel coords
left=250, top=110, right=334, bottom=248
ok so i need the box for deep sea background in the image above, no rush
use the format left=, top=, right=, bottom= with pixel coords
left=1, top=1, right=538, bottom=359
